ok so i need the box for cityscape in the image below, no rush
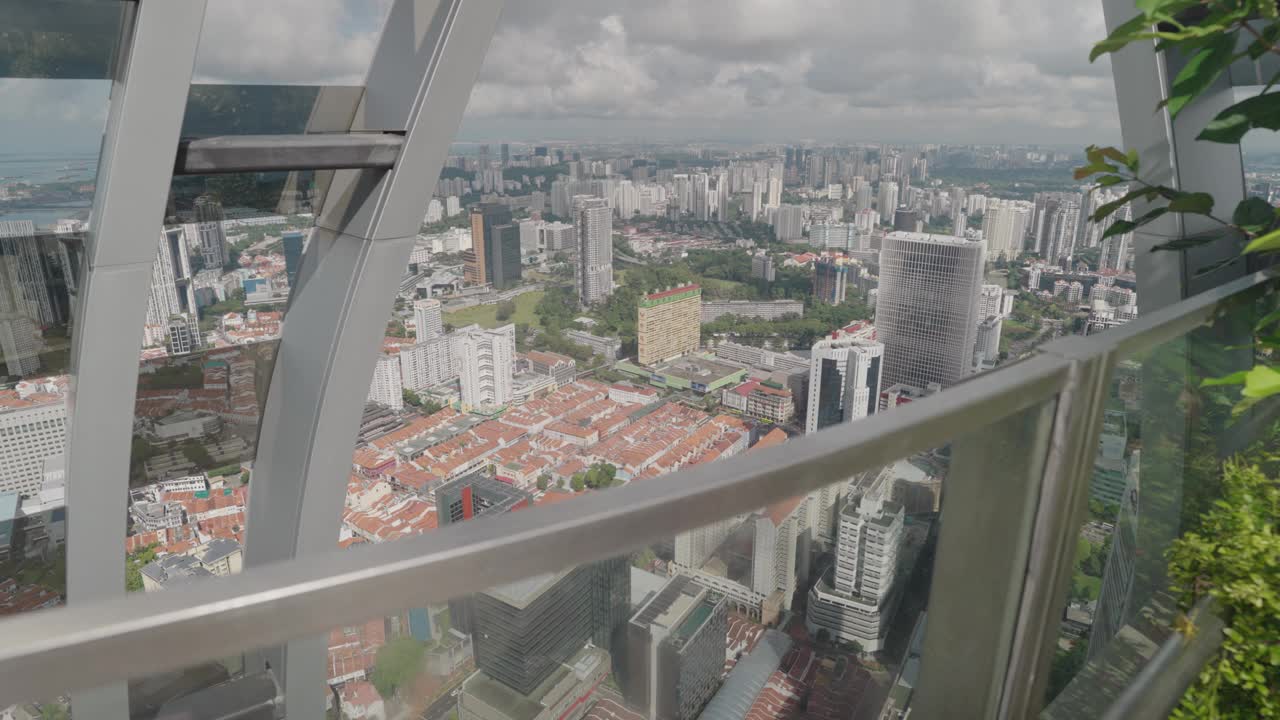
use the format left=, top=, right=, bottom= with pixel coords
left=1, top=136, right=1275, bottom=719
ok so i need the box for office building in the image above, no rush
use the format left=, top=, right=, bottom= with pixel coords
left=466, top=203, right=515, bottom=287
left=367, top=352, right=404, bottom=411
left=459, top=324, right=516, bottom=410
left=472, top=557, right=629, bottom=696
left=527, top=350, right=576, bottom=387
left=574, top=196, right=613, bottom=305
left=282, top=230, right=305, bottom=289
left=0, top=387, right=67, bottom=497
left=878, top=181, right=899, bottom=224
left=981, top=199, right=1032, bottom=260
left=805, top=331, right=884, bottom=435
left=750, top=252, right=775, bottom=282
left=620, top=575, right=728, bottom=720
left=875, top=232, right=984, bottom=389
left=414, top=298, right=443, bottom=340
left=637, top=285, right=701, bottom=367
left=770, top=204, right=803, bottom=242
left=805, top=473, right=905, bottom=652
left=472, top=567, right=595, bottom=695
left=812, top=259, right=848, bottom=305
left=436, top=472, right=530, bottom=526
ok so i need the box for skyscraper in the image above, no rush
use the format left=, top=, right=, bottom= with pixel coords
left=185, top=195, right=229, bottom=269
left=0, top=220, right=61, bottom=328
left=465, top=203, right=513, bottom=287
left=574, top=196, right=613, bottom=305
left=637, top=285, right=701, bottom=366
left=458, top=324, right=516, bottom=410
left=981, top=199, right=1032, bottom=260
left=165, top=314, right=201, bottom=355
left=619, top=575, right=728, bottom=720
left=812, top=259, right=848, bottom=305
left=413, top=298, right=443, bottom=340
left=281, top=230, right=305, bottom=290
left=875, top=232, right=985, bottom=389
left=766, top=177, right=782, bottom=208
left=145, top=228, right=197, bottom=331
left=750, top=181, right=764, bottom=221
left=805, top=330, right=884, bottom=434
left=878, top=181, right=899, bottom=224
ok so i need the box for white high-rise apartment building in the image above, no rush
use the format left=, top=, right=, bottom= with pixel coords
left=875, top=232, right=985, bottom=389
left=750, top=181, right=764, bottom=221
left=767, top=177, right=782, bottom=208
left=852, top=179, right=873, bottom=214
left=852, top=208, right=877, bottom=233
left=367, top=353, right=403, bottom=410
left=614, top=180, right=640, bottom=219
left=877, top=181, right=899, bottom=224
left=806, top=471, right=905, bottom=651
left=518, top=219, right=539, bottom=253
left=573, top=196, right=613, bottom=305
left=399, top=334, right=457, bottom=390
left=459, top=324, right=516, bottom=410
left=1046, top=201, right=1082, bottom=264
left=965, top=194, right=988, bottom=216
left=974, top=316, right=1003, bottom=368
left=0, top=383, right=67, bottom=496
left=981, top=199, right=1032, bottom=260
left=771, top=204, right=804, bottom=242
left=446, top=196, right=461, bottom=216
left=978, top=284, right=1010, bottom=319
left=145, top=228, right=197, bottom=330
left=414, top=298, right=443, bottom=340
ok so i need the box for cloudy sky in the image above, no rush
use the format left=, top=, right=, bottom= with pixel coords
left=4, top=0, right=1126, bottom=154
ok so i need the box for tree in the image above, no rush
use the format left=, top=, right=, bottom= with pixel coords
left=370, top=637, right=426, bottom=700
left=1083, top=4, right=1280, bottom=408
left=536, top=473, right=551, bottom=492
left=125, top=543, right=160, bottom=592
left=815, top=628, right=831, bottom=645
left=180, top=439, right=215, bottom=469
left=571, top=472, right=586, bottom=492
left=403, top=388, right=423, bottom=407
left=495, top=300, right=517, bottom=321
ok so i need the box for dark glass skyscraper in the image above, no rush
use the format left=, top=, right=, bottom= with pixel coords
left=281, top=231, right=304, bottom=290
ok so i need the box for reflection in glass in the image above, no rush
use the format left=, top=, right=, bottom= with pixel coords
left=1042, top=279, right=1280, bottom=715
left=0, top=228, right=77, bottom=630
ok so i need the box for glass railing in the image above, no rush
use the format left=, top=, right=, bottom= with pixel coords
left=3, top=268, right=1273, bottom=719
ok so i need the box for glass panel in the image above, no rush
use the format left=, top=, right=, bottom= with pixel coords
left=102, top=391, right=1055, bottom=720
left=1041, top=277, right=1280, bottom=715
left=0, top=5, right=110, bottom=628
left=0, top=0, right=125, bottom=80
left=192, top=2, right=391, bottom=85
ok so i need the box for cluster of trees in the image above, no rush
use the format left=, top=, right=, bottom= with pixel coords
left=571, top=462, right=619, bottom=492
left=370, top=637, right=426, bottom=700
left=125, top=543, right=160, bottom=592
left=495, top=300, right=517, bottom=321
left=702, top=298, right=874, bottom=351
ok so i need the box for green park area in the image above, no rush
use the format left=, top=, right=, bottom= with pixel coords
left=444, top=290, right=545, bottom=330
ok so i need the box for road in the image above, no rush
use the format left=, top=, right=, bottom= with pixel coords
left=417, top=689, right=459, bottom=720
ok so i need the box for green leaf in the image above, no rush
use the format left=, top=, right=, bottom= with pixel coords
left=1247, top=23, right=1280, bottom=60
left=1098, top=146, right=1131, bottom=167
left=1135, top=0, right=1197, bottom=16
left=1102, top=220, right=1138, bottom=240
left=1256, top=308, right=1280, bottom=331
left=1126, top=149, right=1140, bottom=172
left=1231, top=197, right=1276, bottom=232
left=1163, top=35, right=1238, bottom=118
left=1241, top=364, right=1280, bottom=399
left=1074, top=161, right=1118, bottom=180
left=1092, top=187, right=1158, bottom=221
left=1198, top=92, right=1280, bottom=144
left=1201, top=370, right=1249, bottom=388
left=1091, top=15, right=1152, bottom=61
left=1153, top=234, right=1222, bottom=251
left=1095, top=174, right=1127, bottom=187
left=1167, top=192, right=1215, bottom=214
left=1243, top=228, right=1280, bottom=254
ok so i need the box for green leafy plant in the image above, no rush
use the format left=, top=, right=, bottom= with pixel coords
left=1079, top=0, right=1280, bottom=407
left=1166, top=459, right=1279, bottom=718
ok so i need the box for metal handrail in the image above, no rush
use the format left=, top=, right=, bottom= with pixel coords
left=0, top=269, right=1272, bottom=709
left=0, top=353, right=1071, bottom=706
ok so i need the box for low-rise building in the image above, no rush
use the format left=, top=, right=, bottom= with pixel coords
left=565, top=329, right=621, bottom=361
left=700, top=300, right=804, bottom=324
